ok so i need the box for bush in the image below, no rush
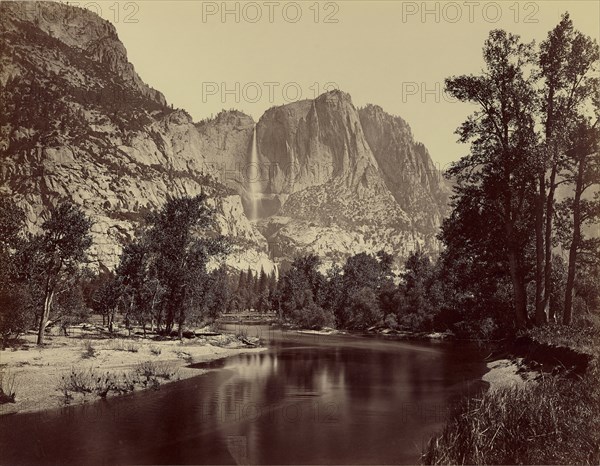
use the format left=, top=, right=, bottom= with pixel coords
left=0, top=288, right=33, bottom=348
left=527, top=320, right=600, bottom=355
left=58, top=367, right=140, bottom=400
left=135, top=361, right=178, bottom=381
left=398, top=311, right=435, bottom=332
left=0, top=370, right=17, bottom=404
left=292, top=302, right=335, bottom=330
left=82, top=340, right=97, bottom=359
left=384, top=313, right=399, bottom=330
left=58, top=367, right=96, bottom=395
left=346, top=287, right=382, bottom=330
left=452, top=317, right=499, bottom=340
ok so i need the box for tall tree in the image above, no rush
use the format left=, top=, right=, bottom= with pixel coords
left=445, top=30, right=538, bottom=328
left=145, top=195, right=228, bottom=337
left=560, top=120, right=600, bottom=323
left=0, top=196, right=30, bottom=346
left=535, top=13, right=599, bottom=323
left=30, top=202, right=92, bottom=345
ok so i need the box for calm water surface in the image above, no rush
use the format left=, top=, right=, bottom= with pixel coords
left=0, top=326, right=488, bottom=465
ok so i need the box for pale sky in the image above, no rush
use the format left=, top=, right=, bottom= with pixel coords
left=90, top=0, right=600, bottom=168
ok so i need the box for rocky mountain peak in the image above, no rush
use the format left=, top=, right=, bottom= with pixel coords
left=0, top=1, right=166, bottom=106
left=1, top=1, right=450, bottom=271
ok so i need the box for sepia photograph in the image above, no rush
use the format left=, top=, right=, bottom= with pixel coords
left=0, top=0, right=599, bottom=464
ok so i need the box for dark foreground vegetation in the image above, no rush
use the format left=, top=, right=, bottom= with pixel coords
left=423, top=13, right=600, bottom=465
left=423, top=322, right=600, bottom=465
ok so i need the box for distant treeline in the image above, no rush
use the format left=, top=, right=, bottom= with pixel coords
left=1, top=186, right=599, bottom=348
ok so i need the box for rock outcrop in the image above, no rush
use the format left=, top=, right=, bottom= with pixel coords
left=1, top=1, right=166, bottom=105
left=251, top=91, right=450, bottom=266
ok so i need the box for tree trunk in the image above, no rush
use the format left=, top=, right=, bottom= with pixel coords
left=534, top=173, right=546, bottom=325
left=177, top=311, right=184, bottom=340
left=508, top=250, right=528, bottom=329
left=564, top=240, right=578, bottom=325
left=37, top=290, right=54, bottom=345
left=543, top=165, right=558, bottom=322
left=564, top=159, right=585, bottom=324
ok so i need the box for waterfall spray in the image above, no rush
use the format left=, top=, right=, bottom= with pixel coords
left=248, top=126, right=260, bottom=220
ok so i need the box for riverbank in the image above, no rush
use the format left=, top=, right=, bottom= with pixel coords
left=482, top=358, right=536, bottom=391
left=0, top=332, right=265, bottom=416
left=423, top=321, right=600, bottom=465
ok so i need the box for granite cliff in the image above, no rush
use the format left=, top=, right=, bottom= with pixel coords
left=0, top=1, right=449, bottom=271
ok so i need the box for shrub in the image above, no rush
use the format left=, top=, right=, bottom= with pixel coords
left=384, top=313, right=399, bottom=330
left=149, top=345, right=161, bottom=356
left=58, top=367, right=140, bottom=399
left=398, top=311, right=435, bottom=332
left=346, top=287, right=382, bottom=330
left=235, top=327, right=248, bottom=340
left=135, top=361, right=178, bottom=381
left=0, top=370, right=17, bottom=404
left=292, top=302, right=335, bottom=330
left=58, top=367, right=96, bottom=395
left=0, top=288, right=33, bottom=348
left=108, top=339, right=140, bottom=353
left=82, top=340, right=97, bottom=359
left=451, top=317, right=499, bottom=341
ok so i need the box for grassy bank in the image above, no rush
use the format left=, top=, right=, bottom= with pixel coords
left=0, top=331, right=264, bottom=415
left=423, top=321, right=600, bottom=465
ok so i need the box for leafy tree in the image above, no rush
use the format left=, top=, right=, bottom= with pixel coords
left=0, top=196, right=30, bottom=346
left=205, top=267, right=231, bottom=320
left=143, top=195, right=228, bottom=337
left=534, top=13, right=599, bottom=323
left=27, top=202, right=92, bottom=345
left=114, top=241, right=164, bottom=335
left=559, top=120, right=600, bottom=323
left=445, top=29, right=538, bottom=328
left=0, top=195, right=26, bottom=250
left=337, top=251, right=394, bottom=330
left=396, top=250, right=440, bottom=331
left=90, top=273, right=121, bottom=331
left=278, top=254, right=329, bottom=327
left=346, top=287, right=381, bottom=330
left=0, top=287, right=32, bottom=347
left=324, top=264, right=345, bottom=326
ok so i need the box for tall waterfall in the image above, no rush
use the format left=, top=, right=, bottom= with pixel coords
left=248, top=126, right=260, bottom=221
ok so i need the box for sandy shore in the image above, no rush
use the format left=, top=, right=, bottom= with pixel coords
left=482, top=358, right=537, bottom=391
left=0, top=332, right=265, bottom=416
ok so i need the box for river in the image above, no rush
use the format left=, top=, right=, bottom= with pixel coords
left=0, top=325, right=488, bottom=465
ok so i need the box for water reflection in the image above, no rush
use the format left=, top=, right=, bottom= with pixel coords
left=0, top=326, right=486, bottom=465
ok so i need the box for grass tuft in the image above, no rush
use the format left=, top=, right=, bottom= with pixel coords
left=0, top=370, right=17, bottom=404
left=423, top=357, right=600, bottom=465
left=107, top=339, right=140, bottom=353
left=81, top=340, right=97, bottom=359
